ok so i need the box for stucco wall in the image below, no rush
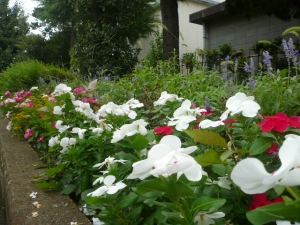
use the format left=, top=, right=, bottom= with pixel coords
left=205, top=12, right=300, bottom=54
left=138, top=1, right=213, bottom=61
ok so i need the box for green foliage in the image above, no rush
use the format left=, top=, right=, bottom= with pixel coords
left=0, top=1, right=29, bottom=72
left=0, top=60, right=73, bottom=93
left=70, top=0, right=158, bottom=77
left=142, top=30, right=163, bottom=68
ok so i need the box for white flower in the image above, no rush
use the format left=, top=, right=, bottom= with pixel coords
left=128, top=135, right=202, bottom=181
left=206, top=175, right=232, bottom=190
left=93, top=156, right=127, bottom=170
left=52, top=83, right=72, bottom=94
left=6, top=121, right=12, bottom=131
left=220, top=92, right=260, bottom=120
left=71, top=127, right=87, bottom=139
left=72, top=100, right=95, bottom=119
left=173, top=99, right=205, bottom=117
left=153, top=91, right=184, bottom=106
left=97, top=102, right=137, bottom=119
left=60, top=137, right=77, bottom=153
left=30, top=192, right=38, bottom=198
left=90, top=126, right=104, bottom=136
left=199, top=119, right=225, bottom=129
left=168, top=115, right=196, bottom=131
left=53, top=105, right=64, bottom=115
left=124, top=98, right=144, bottom=108
left=49, top=135, right=60, bottom=147
left=92, top=217, right=105, bottom=225
left=30, top=86, right=38, bottom=91
left=55, top=120, right=70, bottom=133
left=231, top=134, right=300, bottom=194
left=111, top=119, right=148, bottom=143
left=194, top=209, right=225, bottom=225
left=81, top=204, right=96, bottom=216
left=276, top=221, right=300, bottom=225
left=87, top=175, right=126, bottom=197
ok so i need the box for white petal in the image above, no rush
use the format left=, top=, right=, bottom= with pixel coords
left=182, top=161, right=203, bottom=181
left=206, top=212, right=225, bottom=219
left=279, top=168, right=300, bottom=186
left=104, top=175, right=116, bottom=186
left=159, top=135, right=181, bottom=151
left=231, top=158, right=275, bottom=194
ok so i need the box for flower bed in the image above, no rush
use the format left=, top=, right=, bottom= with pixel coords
left=1, top=72, right=300, bottom=225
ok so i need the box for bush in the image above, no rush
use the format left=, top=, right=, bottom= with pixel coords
left=0, top=60, right=73, bottom=94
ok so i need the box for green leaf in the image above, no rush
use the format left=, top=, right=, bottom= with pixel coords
left=220, top=150, right=233, bottom=161
left=211, top=164, right=227, bottom=176
left=61, top=184, right=77, bottom=195
left=44, top=164, right=66, bottom=177
left=35, top=180, right=59, bottom=190
left=136, top=179, right=167, bottom=194
left=184, top=130, right=228, bottom=149
left=131, top=134, right=149, bottom=151
left=115, top=192, right=139, bottom=210
left=192, top=196, right=226, bottom=212
left=250, top=137, right=273, bottom=155
left=195, top=150, right=225, bottom=167
left=86, top=196, right=111, bottom=205
left=282, top=26, right=300, bottom=36
left=246, top=200, right=300, bottom=225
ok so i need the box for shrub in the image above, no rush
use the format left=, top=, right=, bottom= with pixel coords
left=0, top=60, right=73, bottom=94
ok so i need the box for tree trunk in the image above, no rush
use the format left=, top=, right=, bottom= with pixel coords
left=160, top=0, right=179, bottom=60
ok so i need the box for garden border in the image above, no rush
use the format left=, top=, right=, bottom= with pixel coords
left=0, top=115, right=91, bottom=225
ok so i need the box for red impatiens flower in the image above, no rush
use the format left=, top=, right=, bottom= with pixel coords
left=153, top=126, right=173, bottom=135
left=265, top=142, right=279, bottom=155
left=223, top=118, right=239, bottom=128
left=258, top=112, right=289, bottom=132
left=289, top=115, right=300, bottom=129
left=249, top=193, right=283, bottom=211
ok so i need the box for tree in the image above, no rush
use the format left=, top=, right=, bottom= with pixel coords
left=225, top=0, right=300, bottom=21
left=0, top=0, right=28, bottom=71
left=160, top=0, right=179, bottom=60
left=71, top=0, right=157, bottom=77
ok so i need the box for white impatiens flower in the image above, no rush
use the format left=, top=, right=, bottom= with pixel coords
left=231, top=134, right=300, bottom=194
left=127, top=135, right=202, bottom=181
left=52, top=83, right=72, bottom=94
left=206, top=175, right=232, bottom=190
left=276, top=221, right=300, bottom=225
left=71, top=127, right=87, bottom=139
left=53, top=105, right=64, bottom=115
left=48, top=135, right=60, bottom=147
left=168, top=100, right=205, bottom=131
left=199, top=119, right=225, bottom=129
left=72, top=100, right=95, bottom=119
left=93, top=156, right=127, bottom=170
left=153, top=91, right=184, bottom=106
left=220, top=92, right=260, bottom=120
left=30, top=191, right=38, bottom=198
left=55, top=120, right=70, bottom=133
left=194, top=209, right=225, bottom=225
left=124, top=98, right=144, bottom=108
left=60, top=137, right=77, bottom=153
left=97, top=102, right=137, bottom=119
left=30, top=86, right=38, bottom=91
left=87, top=175, right=126, bottom=197
left=111, top=119, right=148, bottom=143
left=92, top=217, right=105, bottom=225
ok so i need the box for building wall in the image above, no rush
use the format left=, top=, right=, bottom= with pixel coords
left=138, top=1, right=212, bottom=61
left=205, top=12, right=300, bottom=55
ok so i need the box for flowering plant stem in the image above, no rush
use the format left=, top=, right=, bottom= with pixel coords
left=285, top=186, right=300, bottom=200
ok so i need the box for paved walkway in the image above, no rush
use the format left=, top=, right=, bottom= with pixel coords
left=0, top=181, right=6, bottom=224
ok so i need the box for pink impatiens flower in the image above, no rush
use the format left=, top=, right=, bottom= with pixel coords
left=24, top=128, right=33, bottom=139
left=249, top=193, right=283, bottom=211
left=153, top=126, right=173, bottom=135
left=4, top=91, right=10, bottom=97
left=74, top=87, right=85, bottom=94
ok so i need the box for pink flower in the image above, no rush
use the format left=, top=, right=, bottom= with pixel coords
left=14, top=97, right=23, bottom=102
left=4, top=91, right=10, bottom=97
left=258, top=112, right=289, bottom=132
left=87, top=98, right=98, bottom=104
left=24, top=91, right=32, bottom=97
left=38, top=136, right=45, bottom=142
left=39, top=114, right=44, bottom=118
left=28, top=103, right=34, bottom=108
left=74, top=87, right=85, bottom=94
left=24, top=128, right=33, bottom=139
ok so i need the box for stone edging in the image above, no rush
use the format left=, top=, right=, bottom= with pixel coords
left=0, top=116, right=91, bottom=225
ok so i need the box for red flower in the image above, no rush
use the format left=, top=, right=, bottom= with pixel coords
left=249, top=193, right=283, bottom=211
left=154, top=126, right=173, bottom=135
left=289, top=115, right=300, bottom=129
left=223, top=118, right=238, bottom=128
left=258, top=112, right=289, bottom=132
left=265, top=143, right=279, bottom=155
